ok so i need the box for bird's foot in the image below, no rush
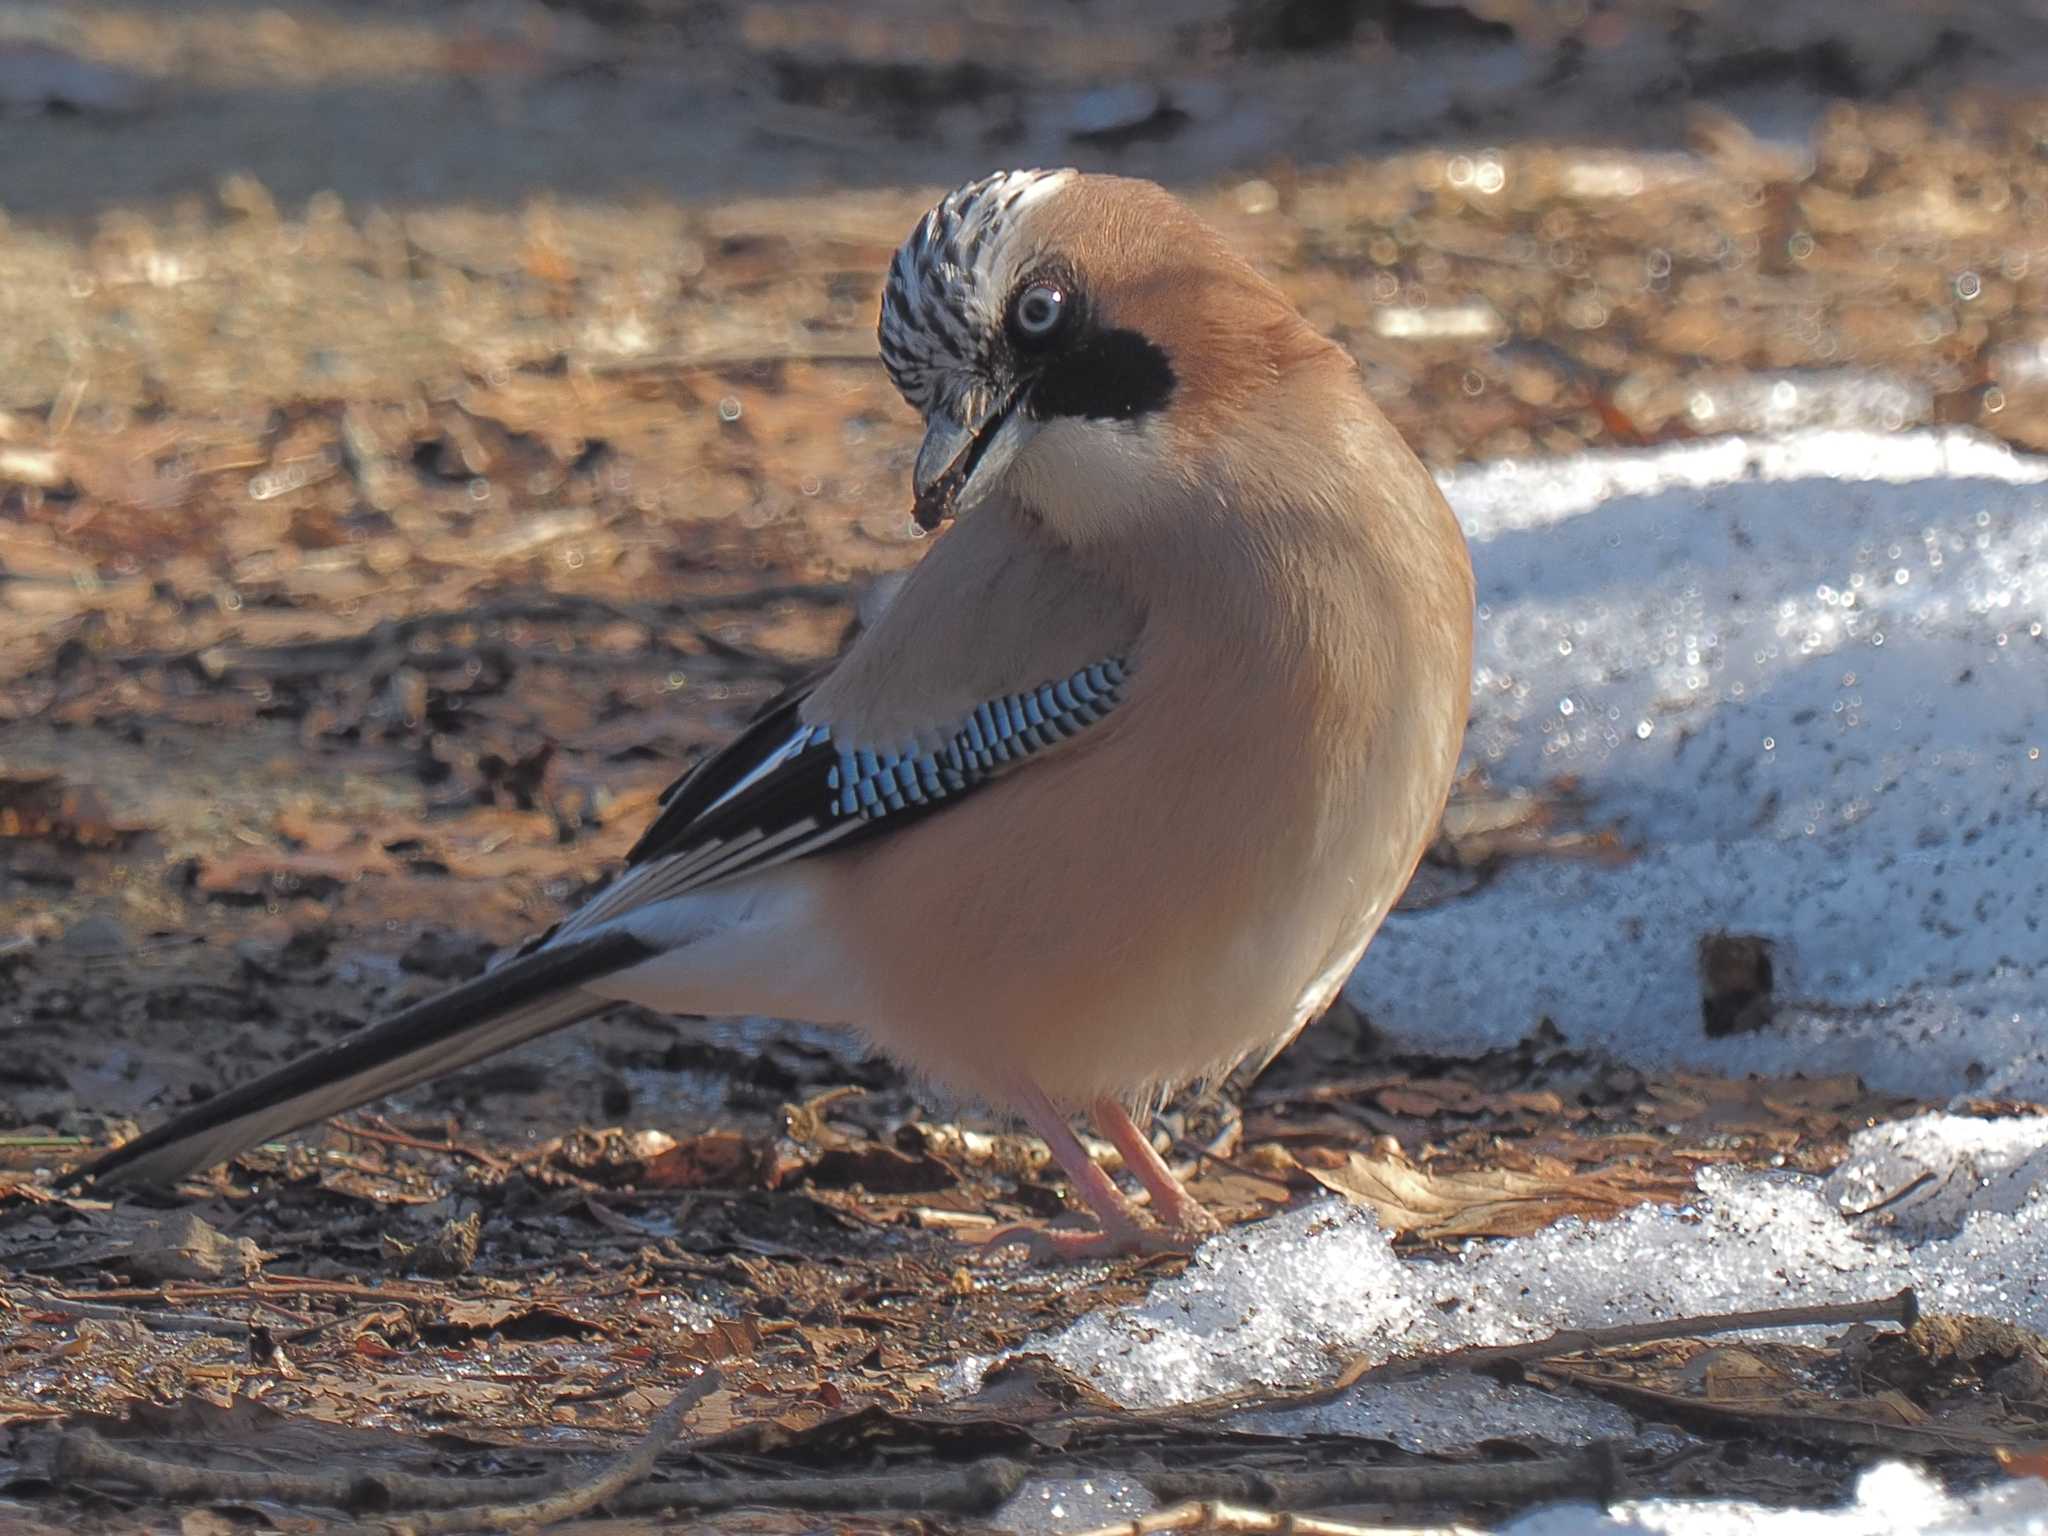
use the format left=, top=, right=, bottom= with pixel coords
left=990, top=1079, right=1223, bottom=1261
left=1086, top=1096, right=1221, bottom=1240
left=1155, top=1204, right=1212, bottom=1253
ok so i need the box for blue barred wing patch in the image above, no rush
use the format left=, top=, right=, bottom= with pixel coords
left=559, top=658, right=1130, bottom=933
left=827, top=660, right=1126, bottom=821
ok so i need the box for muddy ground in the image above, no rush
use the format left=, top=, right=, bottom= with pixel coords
left=5, top=2, right=2048, bottom=1531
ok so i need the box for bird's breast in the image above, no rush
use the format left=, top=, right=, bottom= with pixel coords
left=820, top=583, right=1458, bottom=1105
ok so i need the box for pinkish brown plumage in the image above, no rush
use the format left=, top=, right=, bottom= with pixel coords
left=79, top=172, right=1473, bottom=1261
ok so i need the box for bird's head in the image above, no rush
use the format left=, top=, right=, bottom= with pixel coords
left=880, top=170, right=1332, bottom=538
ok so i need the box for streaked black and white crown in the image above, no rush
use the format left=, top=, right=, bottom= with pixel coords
left=877, top=168, right=1074, bottom=423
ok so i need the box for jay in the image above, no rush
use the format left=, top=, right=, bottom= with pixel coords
left=79, top=171, right=1475, bottom=1259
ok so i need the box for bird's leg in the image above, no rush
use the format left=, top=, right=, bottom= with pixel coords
left=1090, top=1098, right=1221, bottom=1239
left=983, top=1078, right=1189, bottom=1260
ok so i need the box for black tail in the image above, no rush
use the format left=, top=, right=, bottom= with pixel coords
left=74, top=929, right=655, bottom=1189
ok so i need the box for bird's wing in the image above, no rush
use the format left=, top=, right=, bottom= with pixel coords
left=72, top=652, right=1136, bottom=1191
left=553, top=654, right=1135, bottom=938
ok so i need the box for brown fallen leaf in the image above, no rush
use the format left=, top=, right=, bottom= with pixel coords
left=637, top=1128, right=779, bottom=1190
left=342, top=1306, right=415, bottom=1358
left=119, top=1213, right=271, bottom=1283
left=1997, top=1444, right=2048, bottom=1479
left=1179, top=1162, right=1295, bottom=1220
left=805, top=1142, right=957, bottom=1194
left=0, top=772, right=148, bottom=849
left=1644, top=1071, right=1888, bottom=1137
left=320, top=1167, right=442, bottom=1206
left=675, top=1315, right=763, bottom=1367
left=432, top=1298, right=603, bottom=1339
left=1679, top=1343, right=1806, bottom=1407
left=1302, top=1145, right=1690, bottom=1241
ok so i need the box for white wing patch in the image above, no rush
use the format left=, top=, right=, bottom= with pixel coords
left=555, top=657, right=1131, bottom=940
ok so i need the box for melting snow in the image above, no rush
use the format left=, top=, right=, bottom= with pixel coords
left=982, top=1132, right=2048, bottom=1532
left=1503, top=1461, right=2048, bottom=1535
left=981, top=430, right=2048, bottom=1535
left=1361, top=428, right=2048, bottom=1100
left=965, top=1128, right=2042, bottom=1412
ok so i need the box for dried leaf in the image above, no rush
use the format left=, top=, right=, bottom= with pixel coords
left=431, top=1299, right=602, bottom=1339
left=1680, top=1344, right=1800, bottom=1405
left=1303, top=1147, right=1688, bottom=1240
left=384, top=1212, right=481, bottom=1276
left=321, top=1167, right=442, bottom=1205
left=805, top=1143, right=956, bottom=1194
left=0, top=773, right=147, bottom=849
left=674, top=1315, right=763, bottom=1367
left=1997, top=1444, right=2048, bottom=1479
left=119, top=1213, right=270, bottom=1283
left=637, top=1129, right=779, bottom=1190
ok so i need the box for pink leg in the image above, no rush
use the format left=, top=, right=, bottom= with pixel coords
left=984, top=1078, right=1188, bottom=1260
left=1091, top=1098, right=1220, bottom=1239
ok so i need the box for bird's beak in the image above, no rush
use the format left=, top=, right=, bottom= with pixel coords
left=911, top=386, right=1033, bottom=531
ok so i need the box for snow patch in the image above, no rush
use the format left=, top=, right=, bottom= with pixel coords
left=1356, top=428, right=2048, bottom=1100
left=983, top=1122, right=2048, bottom=1525
left=1502, top=1461, right=2048, bottom=1535
left=1240, top=1372, right=1644, bottom=1453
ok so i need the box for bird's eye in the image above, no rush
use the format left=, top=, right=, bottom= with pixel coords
left=1009, top=283, right=1068, bottom=345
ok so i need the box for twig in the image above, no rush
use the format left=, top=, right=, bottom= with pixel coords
left=1841, top=1170, right=1936, bottom=1220
left=1070, top=1503, right=1481, bottom=1536
left=276, top=1305, right=390, bottom=1350
left=1330, top=1288, right=1919, bottom=1393
left=106, top=587, right=852, bottom=680
left=56, top=1372, right=1023, bottom=1524
left=70, top=1276, right=443, bottom=1306
left=58, top=1428, right=487, bottom=1511
left=1535, top=1364, right=2048, bottom=1459
left=57, top=1371, right=718, bottom=1525
left=8, top=1288, right=251, bottom=1339
left=600, top=1456, right=1026, bottom=1516
left=367, top=1373, right=712, bottom=1536
left=1145, top=1447, right=1615, bottom=1510
left=336, top=1115, right=508, bottom=1173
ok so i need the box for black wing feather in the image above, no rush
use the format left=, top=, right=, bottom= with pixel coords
left=72, top=659, right=1132, bottom=1188
left=564, top=657, right=1134, bottom=934
left=629, top=679, right=821, bottom=866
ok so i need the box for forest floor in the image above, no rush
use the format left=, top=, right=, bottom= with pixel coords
left=4, top=3, right=2048, bottom=1531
